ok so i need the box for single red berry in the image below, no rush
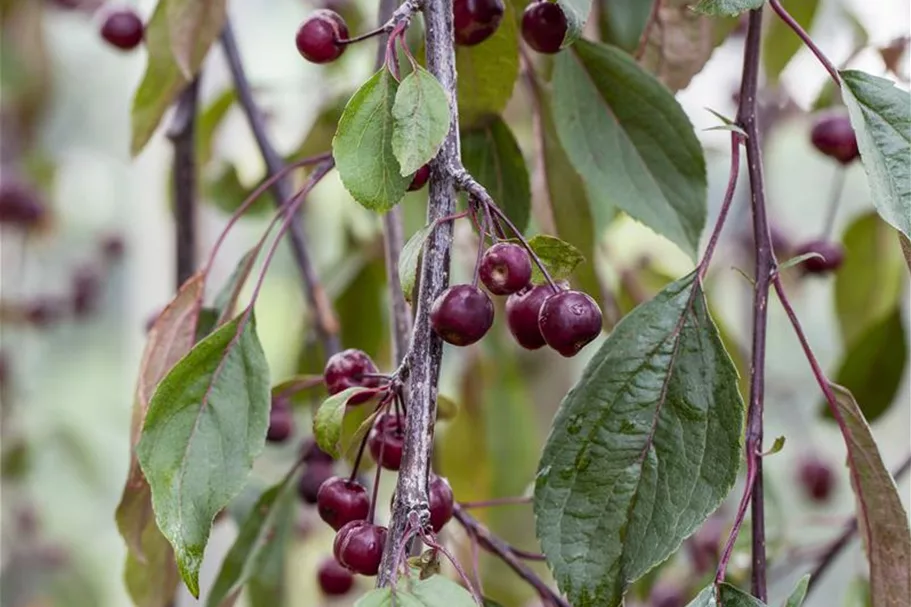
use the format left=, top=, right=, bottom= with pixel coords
left=267, top=401, right=294, bottom=443
left=453, top=0, right=505, bottom=46
left=301, top=437, right=335, bottom=465
left=317, top=557, right=355, bottom=595
left=100, top=9, right=145, bottom=51
left=408, top=164, right=431, bottom=191
left=297, top=462, right=335, bottom=505
left=323, top=349, right=381, bottom=405
left=316, top=476, right=370, bottom=530
left=505, top=281, right=568, bottom=350
left=295, top=10, right=349, bottom=64
left=430, top=284, right=494, bottom=346
left=334, top=521, right=387, bottom=576
left=479, top=243, right=533, bottom=296
left=429, top=475, right=455, bottom=532
left=798, top=456, right=836, bottom=503
left=538, top=290, right=602, bottom=357
left=0, top=178, right=46, bottom=228
left=794, top=240, right=845, bottom=275
left=521, top=1, right=568, bottom=54
left=810, top=113, right=859, bottom=164
left=368, top=413, right=405, bottom=471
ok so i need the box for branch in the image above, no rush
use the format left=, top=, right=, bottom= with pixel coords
left=220, top=22, right=341, bottom=356
left=377, top=0, right=460, bottom=586
left=167, top=78, right=201, bottom=288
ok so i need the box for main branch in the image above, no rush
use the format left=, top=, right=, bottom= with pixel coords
left=377, top=0, right=460, bottom=586
left=168, top=78, right=201, bottom=287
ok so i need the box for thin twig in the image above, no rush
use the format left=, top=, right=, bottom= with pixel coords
left=168, top=78, right=201, bottom=288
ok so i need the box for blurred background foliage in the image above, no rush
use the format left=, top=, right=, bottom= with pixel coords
left=0, top=0, right=908, bottom=606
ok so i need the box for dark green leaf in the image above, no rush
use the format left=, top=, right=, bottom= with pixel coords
left=763, top=0, right=819, bottom=83
left=333, top=69, right=410, bottom=211
left=195, top=308, right=219, bottom=341
left=784, top=574, right=810, bottom=607
left=525, top=234, right=585, bottom=284
left=692, top=0, right=764, bottom=17
left=558, top=0, right=593, bottom=46
left=685, top=584, right=766, bottom=606
left=840, top=70, right=911, bottom=239
left=461, top=116, right=531, bottom=233
left=392, top=66, right=451, bottom=176
left=598, top=0, right=656, bottom=52
left=137, top=315, right=271, bottom=597
left=828, top=384, right=911, bottom=605
left=313, top=387, right=373, bottom=458
left=552, top=41, right=707, bottom=258
left=456, top=6, right=519, bottom=127
left=399, top=222, right=437, bottom=303
left=534, top=273, right=744, bottom=607
left=166, top=0, right=227, bottom=79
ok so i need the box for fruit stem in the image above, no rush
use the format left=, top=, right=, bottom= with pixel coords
left=350, top=395, right=393, bottom=483
left=339, top=26, right=389, bottom=46
left=768, top=0, right=841, bottom=85
left=368, top=437, right=385, bottom=523
left=470, top=204, right=488, bottom=288
left=167, top=78, right=201, bottom=289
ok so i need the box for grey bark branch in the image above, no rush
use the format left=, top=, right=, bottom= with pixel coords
left=377, top=0, right=460, bottom=586
left=168, top=78, right=201, bottom=288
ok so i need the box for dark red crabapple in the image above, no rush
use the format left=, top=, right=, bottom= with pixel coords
left=794, top=239, right=844, bottom=275
left=300, top=437, right=335, bottom=465
left=521, top=1, right=568, bottom=54
left=266, top=400, right=294, bottom=443
left=810, top=113, right=859, bottom=164
left=295, top=10, right=349, bottom=64
left=317, top=556, right=355, bottom=595
left=323, top=348, right=381, bottom=405
left=430, top=284, right=494, bottom=346
left=408, top=164, right=431, bottom=191
left=0, top=178, right=46, bottom=227
left=334, top=521, right=387, bottom=576
left=100, top=9, right=145, bottom=51
left=297, top=462, right=334, bottom=504
left=538, top=290, right=603, bottom=357
left=479, top=242, right=532, bottom=295
left=505, top=281, right=568, bottom=350
left=798, top=455, right=836, bottom=503
left=453, top=0, right=505, bottom=47
left=429, top=475, right=455, bottom=532
left=317, top=476, right=370, bottom=529
left=368, top=413, right=405, bottom=471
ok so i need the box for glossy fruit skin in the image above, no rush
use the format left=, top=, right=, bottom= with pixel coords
left=408, top=164, right=431, bottom=191
left=538, top=290, right=602, bottom=357
left=317, top=476, right=370, bottom=529
left=479, top=243, right=533, bottom=296
left=453, top=0, right=505, bottom=46
left=798, top=456, right=835, bottom=502
left=810, top=114, right=859, bottom=164
left=794, top=240, right=845, bottom=275
left=297, top=462, right=334, bottom=504
left=100, top=9, right=145, bottom=51
left=323, top=349, right=381, bottom=405
left=429, top=476, right=455, bottom=532
left=368, top=414, right=405, bottom=471
left=266, top=401, right=294, bottom=443
left=318, top=557, right=355, bottom=595
left=334, top=521, right=387, bottom=576
left=430, top=284, right=494, bottom=346
left=521, top=1, right=567, bottom=54
left=295, top=10, right=349, bottom=64
left=0, top=179, right=46, bottom=227
left=505, top=282, right=567, bottom=349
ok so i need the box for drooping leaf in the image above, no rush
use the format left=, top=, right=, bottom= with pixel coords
left=558, top=0, right=593, bottom=46
left=461, top=116, right=531, bottom=233
left=137, top=315, right=271, bottom=597
left=552, top=40, right=707, bottom=259
left=214, top=250, right=259, bottom=326
left=638, top=0, right=719, bottom=92
left=392, top=66, right=451, bottom=176
left=456, top=5, right=519, bottom=127
left=685, top=584, right=766, bottom=606
left=598, top=0, right=656, bottom=52
left=692, top=0, right=764, bottom=17
left=827, top=384, right=911, bottom=606
left=124, top=521, right=181, bottom=607
left=820, top=308, right=907, bottom=423
left=399, top=222, right=437, bottom=303
left=166, top=0, right=228, bottom=79
left=206, top=470, right=297, bottom=607
left=840, top=70, right=911, bottom=239
left=785, top=574, right=811, bottom=607
left=333, top=69, right=410, bottom=211
left=131, top=1, right=190, bottom=155
left=313, top=387, right=373, bottom=459
left=523, top=234, right=585, bottom=284
left=534, top=273, right=744, bottom=607
left=763, top=0, right=819, bottom=83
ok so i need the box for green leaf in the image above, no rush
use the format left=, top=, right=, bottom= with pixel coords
left=692, top=0, right=764, bottom=17
left=313, top=387, right=373, bottom=458
left=704, top=108, right=748, bottom=137
left=437, top=394, right=459, bottom=420
left=456, top=6, right=519, bottom=127
left=392, top=66, right=450, bottom=176
left=131, top=1, right=190, bottom=155
left=834, top=212, right=906, bottom=346
left=765, top=435, right=786, bottom=456
left=353, top=575, right=477, bottom=607
left=827, top=384, right=911, bottom=606
left=355, top=589, right=395, bottom=607
left=197, top=88, right=237, bottom=166
left=784, top=574, right=810, bottom=607
left=524, top=235, right=585, bottom=284
left=461, top=116, right=531, bottom=233
left=840, top=70, right=911, bottom=239
left=206, top=470, right=297, bottom=607
left=124, top=521, right=180, bottom=607
left=685, top=584, right=767, bottom=606
left=763, top=0, right=819, bottom=83
left=399, top=222, right=437, bottom=303
left=552, top=41, right=707, bottom=259
left=780, top=252, right=826, bottom=272
left=598, top=0, right=656, bottom=52
left=166, top=0, right=227, bottom=79
left=558, top=0, right=594, bottom=46
left=137, top=315, right=271, bottom=597
left=534, top=273, right=744, bottom=607
left=820, top=308, right=907, bottom=423
left=333, top=69, right=410, bottom=212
